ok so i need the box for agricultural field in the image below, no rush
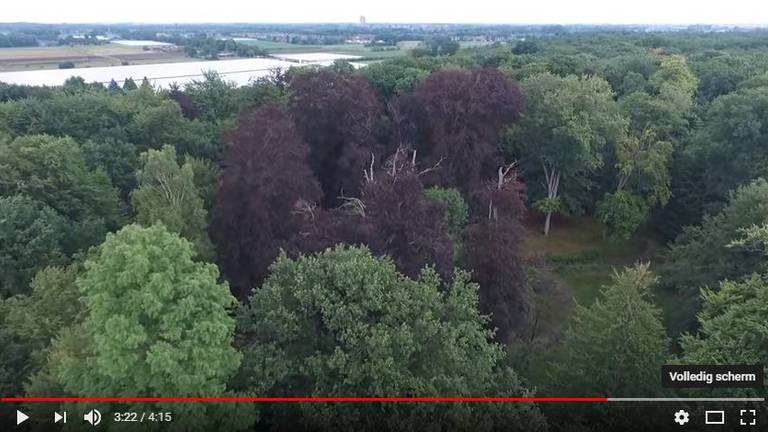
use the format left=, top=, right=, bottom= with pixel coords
left=0, top=41, right=409, bottom=72
left=238, top=39, right=411, bottom=59
left=0, top=45, right=190, bottom=72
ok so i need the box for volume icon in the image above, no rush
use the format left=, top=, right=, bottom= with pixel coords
left=83, top=409, right=102, bottom=426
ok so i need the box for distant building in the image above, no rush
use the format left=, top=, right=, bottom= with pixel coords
left=360, top=15, right=366, bottom=25
left=111, top=40, right=176, bottom=48
left=272, top=52, right=363, bottom=65
left=110, top=40, right=179, bottom=52
left=345, top=34, right=375, bottom=45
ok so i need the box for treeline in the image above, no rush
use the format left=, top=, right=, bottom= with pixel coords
left=1, top=32, right=768, bottom=430
left=183, top=37, right=267, bottom=60
left=0, top=32, right=39, bottom=48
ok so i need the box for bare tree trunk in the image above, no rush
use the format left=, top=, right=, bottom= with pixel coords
left=617, top=173, right=629, bottom=192
left=542, top=163, right=561, bottom=236
left=488, top=163, right=518, bottom=221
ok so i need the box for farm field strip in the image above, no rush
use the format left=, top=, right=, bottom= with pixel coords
left=0, top=55, right=363, bottom=87
left=0, top=45, right=183, bottom=71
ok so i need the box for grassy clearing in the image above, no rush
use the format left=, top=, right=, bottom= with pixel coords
left=525, top=214, right=691, bottom=341
left=525, top=214, right=661, bottom=307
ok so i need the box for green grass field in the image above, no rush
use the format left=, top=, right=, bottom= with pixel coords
left=525, top=215, right=662, bottom=306
left=523, top=214, right=691, bottom=340
left=238, top=39, right=410, bottom=60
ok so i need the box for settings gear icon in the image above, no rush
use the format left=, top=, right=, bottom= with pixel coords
left=674, top=409, right=690, bottom=425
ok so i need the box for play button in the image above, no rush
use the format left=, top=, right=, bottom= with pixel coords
left=16, top=410, right=29, bottom=425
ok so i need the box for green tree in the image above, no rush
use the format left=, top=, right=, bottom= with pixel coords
left=424, top=185, right=469, bottom=262
left=0, top=300, right=32, bottom=396
left=601, top=53, right=654, bottom=97
left=548, top=264, right=670, bottom=430
left=0, top=196, right=68, bottom=297
left=512, top=40, right=540, bottom=55
left=598, top=128, right=673, bottom=239
left=693, top=54, right=750, bottom=103
left=123, top=77, right=138, bottom=91
left=507, top=73, right=626, bottom=235
left=62, top=76, right=94, bottom=94
left=739, top=71, right=768, bottom=90
left=2, top=91, right=129, bottom=142
left=183, top=156, right=220, bottom=215
left=619, top=56, right=697, bottom=141
left=612, top=128, right=673, bottom=207
left=240, top=73, right=290, bottom=110
left=0, top=134, right=123, bottom=252
left=361, top=61, right=427, bottom=99
left=650, top=55, right=698, bottom=109
left=2, top=265, right=83, bottom=370
left=184, top=71, right=241, bottom=122
left=692, top=86, right=768, bottom=201
left=423, top=186, right=469, bottom=238
left=598, top=57, right=693, bottom=240
left=551, top=263, right=669, bottom=395
left=1, top=265, right=83, bottom=418
left=127, top=101, right=203, bottom=153
left=107, top=79, right=122, bottom=94
left=330, top=59, right=355, bottom=75
left=140, top=77, right=153, bottom=91
left=81, top=138, right=139, bottom=201
left=56, top=224, right=247, bottom=430
left=679, top=247, right=768, bottom=409
left=659, top=179, right=768, bottom=334
left=424, top=36, right=460, bottom=56
left=128, top=101, right=186, bottom=148
left=0, top=86, right=219, bottom=160
left=596, top=191, right=648, bottom=241
left=681, top=274, right=768, bottom=368
left=131, top=146, right=214, bottom=259
left=236, top=246, right=546, bottom=431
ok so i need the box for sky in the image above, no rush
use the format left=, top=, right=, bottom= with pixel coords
left=3, top=0, right=768, bottom=25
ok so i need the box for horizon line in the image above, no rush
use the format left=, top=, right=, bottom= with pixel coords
left=2, top=21, right=768, bottom=27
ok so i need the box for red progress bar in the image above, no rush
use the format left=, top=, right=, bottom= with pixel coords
left=1, top=397, right=607, bottom=403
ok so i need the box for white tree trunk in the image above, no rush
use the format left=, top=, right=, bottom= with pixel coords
left=542, top=164, right=561, bottom=236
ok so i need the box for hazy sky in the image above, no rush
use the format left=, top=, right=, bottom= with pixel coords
left=3, top=0, right=767, bottom=24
